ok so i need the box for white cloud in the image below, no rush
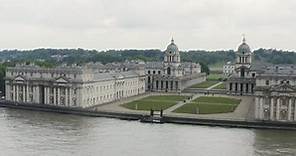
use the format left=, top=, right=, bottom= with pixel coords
left=0, top=0, right=296, bottom=50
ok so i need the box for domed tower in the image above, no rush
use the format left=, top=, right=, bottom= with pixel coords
left=234, top=36, right=252, bottom=78
left=163, top=38, right=182, bottom=77
left=164, top=38, right=181, bottom=64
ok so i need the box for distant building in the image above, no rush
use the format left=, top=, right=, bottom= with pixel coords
left=226, top=37, right=256, bottom=96
left=5, top=64, right=145, bottom=108
left=145, top=39, right=206, bottom=92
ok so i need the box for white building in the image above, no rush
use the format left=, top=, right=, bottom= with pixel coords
left=254, top=65, right=296, bottom=122
left=226, top=37, right=256, bottom=95
left=146, top=38, right=206, bottom=92
left=5, top=64, right=145, bottom=108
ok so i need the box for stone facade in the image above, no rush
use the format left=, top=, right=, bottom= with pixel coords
left=5, top=64, right=145, bottom=108
left=145, top=39, right=206, bottom=92
left=226, top=37, right=256, bottom=95
left=254, top=65, right=296, bottom=122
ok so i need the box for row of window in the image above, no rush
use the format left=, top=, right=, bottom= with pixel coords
left=265, top=80, right=290, bottom=86
left=147, top=70, right=161, bottom=75
left=85, top=81, right=139, bottom=93
left=10, top=71, right=77, bottom=79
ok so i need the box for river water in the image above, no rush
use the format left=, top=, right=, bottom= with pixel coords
left=0, top=108, right=295, bottom=156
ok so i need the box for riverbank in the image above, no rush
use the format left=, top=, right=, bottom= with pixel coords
left=1, top=101, right=296, bottom=131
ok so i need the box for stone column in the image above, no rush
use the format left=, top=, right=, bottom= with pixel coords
left=53, top=87, right=56, bottom=105
left=65, top=88, right=69, bottom=107
left=276, top=98, right=280, bottom=120
left=255, top=97, right=259, bottom=119
left=44, top=87, right=47, bottom=104
left=46, top=87, right=51, bottom=104
left=288, top=98, right=292, bottom=121
left=26, top=84, right=29, bottom=102
left=237, top=83, right=241, bottom=94
left=35, top=86, right=41, bottom=103
left=69, top=88, right=72, bottom=106
left=16, top=85, right=19, bottom=102
left=5, top=83, right=10, bottom=100
left=12, top=85, right=16, bottom=101
left=270, top=97, right=274, bottom=120
left=22, top=85, right=26, bottom=102
left=168, top=81, right=171, bottom=91
left=259, top=97, right=264, bottom=119
left=57, top=87, right=61, bottom=106
left=294, top=98, right=296, bottom=121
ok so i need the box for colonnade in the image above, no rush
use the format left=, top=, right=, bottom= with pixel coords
left=255, top=96, right=296, bottom=121
left=149, top=79, right=180, bottom=92
left=7, top=84, right=76, bottom=107
left=228, top=82, right=254, bottom=95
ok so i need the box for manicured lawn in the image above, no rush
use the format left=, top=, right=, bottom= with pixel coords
left=174, top=96, right=241, bottom=114
left=190, top=81, right=219, bottom=88
left=207, top=74, right=223, bottom=81
left=121, top=95, right=188, bottom=111
left=213, top=83, right=226, bottom=89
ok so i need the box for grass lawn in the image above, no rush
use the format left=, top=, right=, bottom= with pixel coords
left=190, top=81, right=219, bottom=88
left=121, top=95, right=188, bottom=111
left=213, top=83, right=226, bottom=90
left=207, top=73, right=223, bottom=81
left=174, top=96, right=241, bottom=114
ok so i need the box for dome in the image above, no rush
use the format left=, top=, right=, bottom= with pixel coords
left=165, top=38, right=179, bottom=54
left=237, top=37, right=251, bottom=54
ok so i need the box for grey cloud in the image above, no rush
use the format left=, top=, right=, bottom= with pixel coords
left=0, top=0, right=296, bottom=50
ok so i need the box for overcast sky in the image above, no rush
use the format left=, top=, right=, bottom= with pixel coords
left=0, top=0, right=296, bottom=51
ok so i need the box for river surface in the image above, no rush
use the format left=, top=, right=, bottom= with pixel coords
left=0, top=108, right=295, bottom=156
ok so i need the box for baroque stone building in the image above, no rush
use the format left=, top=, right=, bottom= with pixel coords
left=226, top=37, right=296, bottom=122
left=254, top=65, right=296, bottom=121
left=226, top=37, right=256, bottom=95
left=145, top=39, right=206, bottom=92
left=5, top=64, right=145, bottom=108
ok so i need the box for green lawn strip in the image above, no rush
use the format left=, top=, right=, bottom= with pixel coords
left=139, top=95, right=188, bottom=101
left=207, top=74, right=223, bottom=81
left=174, top=102, right=238, bottom=114
left=213, top=83, right=226, bottom=89
left=121, top=95, right=188, bottom=111
left=173, top=96, right=241, bottom=114
left=193, top=96, right=241, bottom=105
left=190, top=81, right=219, bottom=88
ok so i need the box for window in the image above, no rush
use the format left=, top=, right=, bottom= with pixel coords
left=158, top=71, right=161, bottom=74
left=252, top=73, right=255, bottom=78
left=148, top=70, right=150, bottom=74
left=265, top=80, right=269, bottom=86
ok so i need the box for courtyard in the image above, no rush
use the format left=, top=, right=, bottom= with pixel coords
left=173, top=96, right=241, bottom=114
left=121, top=95, right=188, bottom=111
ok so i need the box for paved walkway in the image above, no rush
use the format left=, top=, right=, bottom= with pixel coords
left=206, top=81, right=223, bottom=90
left=164, top=94, right=201, bottom=113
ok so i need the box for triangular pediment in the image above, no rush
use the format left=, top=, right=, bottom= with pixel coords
left=270, top=84, right=296, bottom=92
left=14, top=75, right=25, bottom=81
left=55, top=77, right=68, bottom=83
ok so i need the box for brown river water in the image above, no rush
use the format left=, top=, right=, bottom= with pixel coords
left=0, top=108, right=295, bottom=156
